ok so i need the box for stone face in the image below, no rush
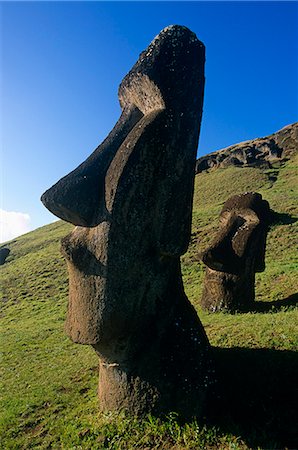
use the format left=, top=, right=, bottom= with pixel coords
left=0, top=248, right=10, bottom=266
left=41, top=25, right=213, bottom=417
left=201, top=192, right=271, bottom=312
left=196, top=122, right=298, bottom=173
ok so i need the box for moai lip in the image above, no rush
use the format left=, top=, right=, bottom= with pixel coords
left=201, top=192, right=271, bottom=313
left=41, top=25, right=214, bottom=418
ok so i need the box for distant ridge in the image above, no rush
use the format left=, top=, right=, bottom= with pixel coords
left=196, top=122, right=298, bottom=174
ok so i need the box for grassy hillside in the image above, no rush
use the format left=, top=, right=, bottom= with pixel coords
left=1, top=155, right=297, bottom=449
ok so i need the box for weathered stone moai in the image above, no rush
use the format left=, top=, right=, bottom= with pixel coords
left=41, top=25, right=213, bottom=417
left=201, top=192, right=270, bottom=312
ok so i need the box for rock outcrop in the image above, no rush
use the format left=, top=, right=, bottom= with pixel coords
left=41, top=25, right=214, bottom=418
left=196, top=122, right=298, bottom=173
left=201, top=192, right=271, bottom=312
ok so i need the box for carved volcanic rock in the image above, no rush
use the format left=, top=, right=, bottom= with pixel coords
left=201, top=192, right=271, bottom=312
left=41, top=25, right=214, bottom=418
left=0, top=248, right=10, bottom=266
left=196, top=122, right=298, bottom=173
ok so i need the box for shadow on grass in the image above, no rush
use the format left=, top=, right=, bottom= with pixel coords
left=253, top=292, right=298, bottom=313
left=270, top=211, right=297, bottom=226
left=207, top=346, right=298, bottom=449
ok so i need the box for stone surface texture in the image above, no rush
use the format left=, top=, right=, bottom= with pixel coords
left=41, top=25, right=213, bottom=418
left=196, top=122, right=298, bottom=174
left=201, top=192, right=271, bottom=312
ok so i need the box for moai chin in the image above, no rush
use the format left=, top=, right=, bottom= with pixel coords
left=41, top=25, right=213, bottom=418
left=201, top=192, right=271, bottom=313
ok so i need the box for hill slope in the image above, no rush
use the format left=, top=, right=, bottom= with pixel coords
left=196, top=122, right=298, bottom=173
left=0, top=141, right=297, bottom=449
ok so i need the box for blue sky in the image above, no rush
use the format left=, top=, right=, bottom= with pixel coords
left=1, top=1, right=298, bottom=241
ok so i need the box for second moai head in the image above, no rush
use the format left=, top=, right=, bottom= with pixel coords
left=201, top=192, right=271, bottom=312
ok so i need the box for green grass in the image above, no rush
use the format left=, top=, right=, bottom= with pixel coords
left=0, top=156, right=297, bottom=449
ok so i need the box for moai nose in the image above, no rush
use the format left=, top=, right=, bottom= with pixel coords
left=41, top=105, right=143, bottom=227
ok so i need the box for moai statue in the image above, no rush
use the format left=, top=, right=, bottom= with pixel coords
left=0, top=248, right=10, bottom=265
left=41, top=25, right=213, bottom=418
left=201, top=192, right=271, bottom=312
